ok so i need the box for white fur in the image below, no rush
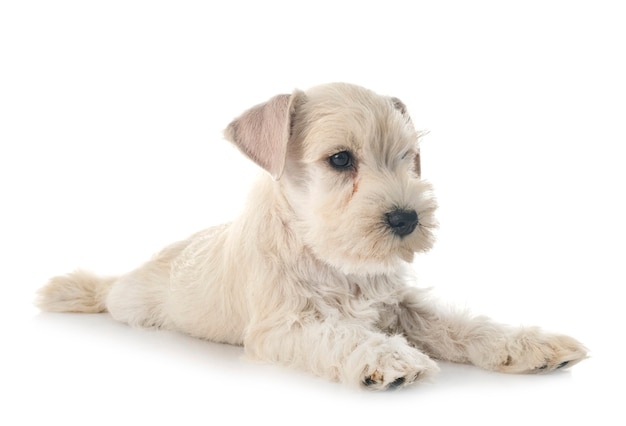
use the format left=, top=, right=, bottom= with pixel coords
left=37, top=83, right=587, bottom=389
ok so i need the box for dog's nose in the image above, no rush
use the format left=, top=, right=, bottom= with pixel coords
left=385, top=209, right=418, bottom=237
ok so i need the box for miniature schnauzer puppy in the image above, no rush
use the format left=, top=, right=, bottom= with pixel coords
left=37, top=83, right=587, bottom=390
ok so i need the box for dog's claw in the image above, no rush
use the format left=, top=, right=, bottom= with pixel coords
left=363, top=375, right=407, bottom=390
left=363, top=376, right=377, bottom=387
left=557, top=361, right=570, bottom=369
left=387, top=377, right=405, bottom=390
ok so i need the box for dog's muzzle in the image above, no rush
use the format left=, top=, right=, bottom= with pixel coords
left=385, top=209, right=418, bottom=237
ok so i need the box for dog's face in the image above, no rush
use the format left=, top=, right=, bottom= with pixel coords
left=225, top=83, right=437, bottom=275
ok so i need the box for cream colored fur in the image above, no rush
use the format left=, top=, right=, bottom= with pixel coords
left=37, top=83, right=588, bottom=390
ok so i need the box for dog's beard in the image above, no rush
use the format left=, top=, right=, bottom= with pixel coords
left=303, top=221, right=436, bottom=276
left=295, top=181, right=438, bottom=276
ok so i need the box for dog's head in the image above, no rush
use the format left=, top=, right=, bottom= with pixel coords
left=224, top=83, right=437, bottom=275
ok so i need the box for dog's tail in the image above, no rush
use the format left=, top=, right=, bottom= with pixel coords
left=36, top=269, right=117, bottom=313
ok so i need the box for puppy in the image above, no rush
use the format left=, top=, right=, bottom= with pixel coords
left=37, top=83, right=587, bottom=390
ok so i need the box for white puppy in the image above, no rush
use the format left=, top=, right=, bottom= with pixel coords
left=37, top=83, right=587, bottom=390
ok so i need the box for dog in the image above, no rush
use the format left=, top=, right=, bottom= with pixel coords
left=37, top=83, right=588, bottom=390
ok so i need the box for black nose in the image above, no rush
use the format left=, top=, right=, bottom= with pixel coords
left=386, top=209, right=418, bottom=237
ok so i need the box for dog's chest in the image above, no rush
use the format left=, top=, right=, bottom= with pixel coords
left=305, top=275, right=401, bottom=327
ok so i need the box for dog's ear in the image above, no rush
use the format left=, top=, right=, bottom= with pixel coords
left=224, top=90, right=303, bottom=180
left=413, top=151, right=421, bottom=177
left=391, top=97, right=409, bottom=117
left=391, top=97, right=421, bottom=177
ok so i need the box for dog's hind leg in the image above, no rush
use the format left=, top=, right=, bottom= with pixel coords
left=104, top=261, right=173, bottom=329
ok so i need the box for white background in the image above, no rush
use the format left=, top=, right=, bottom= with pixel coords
left=1, top=1, right=625, bottom=424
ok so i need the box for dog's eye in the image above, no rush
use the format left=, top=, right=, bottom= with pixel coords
left=329, top=151, right=353, bottom=170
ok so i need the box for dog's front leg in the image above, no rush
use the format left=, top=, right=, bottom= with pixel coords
left=244, top=317, right=439, bottom=390
left=395, top=288, right=588, bottom=373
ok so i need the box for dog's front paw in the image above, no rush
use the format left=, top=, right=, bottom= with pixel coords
left=488, top=328, right=588, bottom=374
left=351, top=335, right=439, bottom=391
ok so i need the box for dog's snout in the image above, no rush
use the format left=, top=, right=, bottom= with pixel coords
left=386, top=209, right=418, bottom=237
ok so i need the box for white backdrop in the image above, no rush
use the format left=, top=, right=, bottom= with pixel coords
left=1, top=1, right=624, bottom=424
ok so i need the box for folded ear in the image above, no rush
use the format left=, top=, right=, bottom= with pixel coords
left=391, top=97, right=409, bottom=117
left=391, top=97, right=422, bottom=178
left=223, top=90, right=303, bottom=180
left=413, top=151, right=421, bottom=177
